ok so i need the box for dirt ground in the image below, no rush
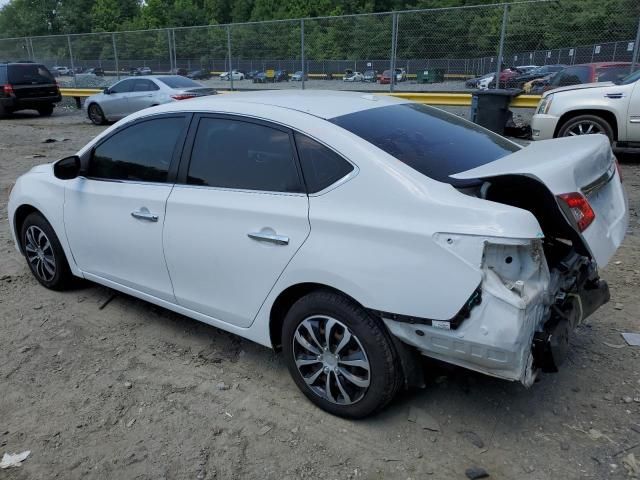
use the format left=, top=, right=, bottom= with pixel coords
left=0, top=108, right=639, bottom=480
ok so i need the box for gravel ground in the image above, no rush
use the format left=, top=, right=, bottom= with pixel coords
left=0, top=109, right=639, bottom=480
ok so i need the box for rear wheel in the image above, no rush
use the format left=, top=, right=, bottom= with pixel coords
left=282, top=290, right=402, bottom=418
left=20, top=212, right=73, bottom=290
left=558, top=114, right=614, bottom=143
left=88, top=103, right=106, bottom=125
left=37, top=104, right=54, bottom=116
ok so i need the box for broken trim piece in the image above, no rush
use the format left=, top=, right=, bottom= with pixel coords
left=369, top=286, right=482, bottom=330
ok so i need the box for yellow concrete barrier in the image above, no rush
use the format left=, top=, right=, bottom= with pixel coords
left=59, top=88, right=541, bottom=109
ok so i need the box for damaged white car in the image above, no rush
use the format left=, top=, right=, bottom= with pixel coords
left=8, top=91, right=628, bottom=418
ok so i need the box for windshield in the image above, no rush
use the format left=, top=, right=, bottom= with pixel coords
left=615, top=68, right=640, bottom=85
left=8, top=64, right=55, bottom=85
left=330, top=103, right=519, bottom=186
left=158, top=76, right=202, bottom=88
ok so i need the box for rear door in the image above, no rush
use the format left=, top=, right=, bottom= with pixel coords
left=127, top=79, right=161, bottom=113
left=163, top=114, right=310, bottom=327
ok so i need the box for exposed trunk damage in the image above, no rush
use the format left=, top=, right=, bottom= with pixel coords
left=384, top=136, right=627, bottom=386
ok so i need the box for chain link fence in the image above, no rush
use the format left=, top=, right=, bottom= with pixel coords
left=1, top=0, right=639, bottom=91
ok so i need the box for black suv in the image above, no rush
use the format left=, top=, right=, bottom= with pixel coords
left=0, top=62, right=61, bottom=117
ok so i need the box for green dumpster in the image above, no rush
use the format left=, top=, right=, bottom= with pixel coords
left=416, top=68, right=445, bottom=84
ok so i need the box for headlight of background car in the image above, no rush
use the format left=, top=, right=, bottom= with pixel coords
left=537, top=94, right=554, bottom=114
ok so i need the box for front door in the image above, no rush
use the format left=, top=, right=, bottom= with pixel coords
left=164, top=115, right=310, bottom=327
left=102, top=78, right=136, bottom=119
left=64, top=115, right=190, bottom=302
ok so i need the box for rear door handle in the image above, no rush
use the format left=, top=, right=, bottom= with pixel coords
left=247, top=231, right=289, bottom=245
left=131, top=208, right=158, bottom=222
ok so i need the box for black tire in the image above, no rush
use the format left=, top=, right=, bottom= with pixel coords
left=282, top=290, right=402, bottom=418
left=88, top=102, right=106, bottom=125
left=20, top=212, right=73, bottom=290
left=37, top=104, right=54, bottom=116
left=557, top=114, right=614, bottom=143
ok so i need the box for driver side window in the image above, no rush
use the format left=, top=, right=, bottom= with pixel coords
left=89, top=116, right=186, bottom=183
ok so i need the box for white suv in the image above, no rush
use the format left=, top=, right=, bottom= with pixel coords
left=531, top=69, right=640, bottom=148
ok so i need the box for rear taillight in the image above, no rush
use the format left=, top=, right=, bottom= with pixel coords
left=171, top=93, right=197, bottom=101
left=2, top=83, right=14, bottom=97
left=558, top=192, right=595, bottom=232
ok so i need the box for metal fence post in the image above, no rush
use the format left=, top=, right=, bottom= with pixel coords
left=67, top=35, right=77, bottom=87
left=495, top=4, right=508, bottom=89
left=172, top=29, right=177, bottom=71
left=112, top=33, right=120, bottom=80
left=301, top=19, right=305, bottom=90
left=167, top=29, right=174, bottom=72
left=389, top=12, right=398, bottom=92
left=631, top=17, right=640, bottom=73
left=226, top=26, right=234, bottom=91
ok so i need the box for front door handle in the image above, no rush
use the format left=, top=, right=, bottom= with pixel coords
left=247, top=231, right=289, bottom=245
left=131, top=208, right=158, bottom=222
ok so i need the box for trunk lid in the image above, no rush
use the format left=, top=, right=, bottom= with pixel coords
left=181, top=87, right=216, bottom=96
left=451, top=135, right=628, bottom=267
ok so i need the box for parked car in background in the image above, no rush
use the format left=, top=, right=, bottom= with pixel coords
left=0, top=62, right=61, bottom=117
left=86, top=67, right=105, bottom=77
left=379, top=70, right=392, bottom=84
left=52, top=66, right=71, bottom=76
left=343, top=71, right=364, bottom=82
left=506, top=64, right=565, bottom=88
left=466, top=72, right=494, bottom=89
left=394, top=68, right=407, bottom=82
left=531, top=67, right=640, bottom=146
left=252, top=71, right=268, bottom=83
left=363, top=70, right=378, bottom=82
left=83, top=75, right=216, bottom=125
left=246, top=70, right=260, bottom=80
left=273, top=70, right=289, bottom=82
left=187, top=70, right=211, bottom=80
left=514, top=65, right=538, bottom=74
left=131, top=67, right=152, bottom=76
left=545, top=62, right=633, bottom=91
left=290, top=71, right=307, bottom=81
left=171, top=68, right=188, bottom=76
left=220, top=70, right=245, bottom=81
left=525, top=73, right=558, bottom=93
left=9, top=91, right=626, bottom=418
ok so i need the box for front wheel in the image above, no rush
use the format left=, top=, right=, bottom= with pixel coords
left=88, top=103, right=106, bottom=125
left=282, top=291, right=402, bottom=418
left=20, top=212, right=73, bottom=290
left=557, top=114, right=614, bottom=143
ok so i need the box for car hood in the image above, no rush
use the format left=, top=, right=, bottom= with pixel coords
left=544, top=81, right=614, bottom=96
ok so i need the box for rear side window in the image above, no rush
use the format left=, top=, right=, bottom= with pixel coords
left=158, top=76, right=201, bottom=88
left=187, top=117, right=302, bottom=193
left=133, top=79, right=159, bottom=92
left=552, top=66, right=590, bottom=86
left=295, top=133, right=354, bottom=193
left=330, top=103, right=519, bottom=186
left=596, top=66, right=631, bottom=83
left=8, top=64, right=55, bottom=85
left=89, top=117, right=186, bottom=182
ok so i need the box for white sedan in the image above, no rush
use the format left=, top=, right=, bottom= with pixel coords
left=531, top=68, right=640, bottom=146
left=8, top=91, right=628, bottom=417
left=220, top=70, right=245, bottom=81
left=343, top=72, right=364, bottom=82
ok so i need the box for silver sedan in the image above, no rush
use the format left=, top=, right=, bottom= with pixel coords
left=84, top=75, right=216, bottom=125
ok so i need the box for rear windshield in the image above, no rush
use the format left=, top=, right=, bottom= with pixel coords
left=329, top=103, right=519, bottom=186
left=8, top=64, right=55, bottom=85
left=157, top=76, right=202, bottom=88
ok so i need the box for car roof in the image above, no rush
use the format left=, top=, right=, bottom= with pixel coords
left=153, top=90, right=408, bottom=120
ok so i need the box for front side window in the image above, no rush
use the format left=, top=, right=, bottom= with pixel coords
left=187, top=117, right=302, bottom=193
left=109, top=79, right=136, bottom=93
left=89, top=117, right=186, bottom=182
left=330, top=103, right=519, bottom=186
left=295, top=133, right=354, bottom=193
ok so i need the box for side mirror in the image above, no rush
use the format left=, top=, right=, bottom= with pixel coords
left=53, top=155, right=81, bottom=180
left=103, top=87, right=110, bottom=94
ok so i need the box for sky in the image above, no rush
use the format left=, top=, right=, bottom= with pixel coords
left=0, top=0, right=9, bottom=8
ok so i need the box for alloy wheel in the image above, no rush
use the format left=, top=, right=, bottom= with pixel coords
left=24, top=225, right=56, bottom=282
left=565, top=120, right=602, bottom=136
left=292, top=315, right=371, bottom=405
